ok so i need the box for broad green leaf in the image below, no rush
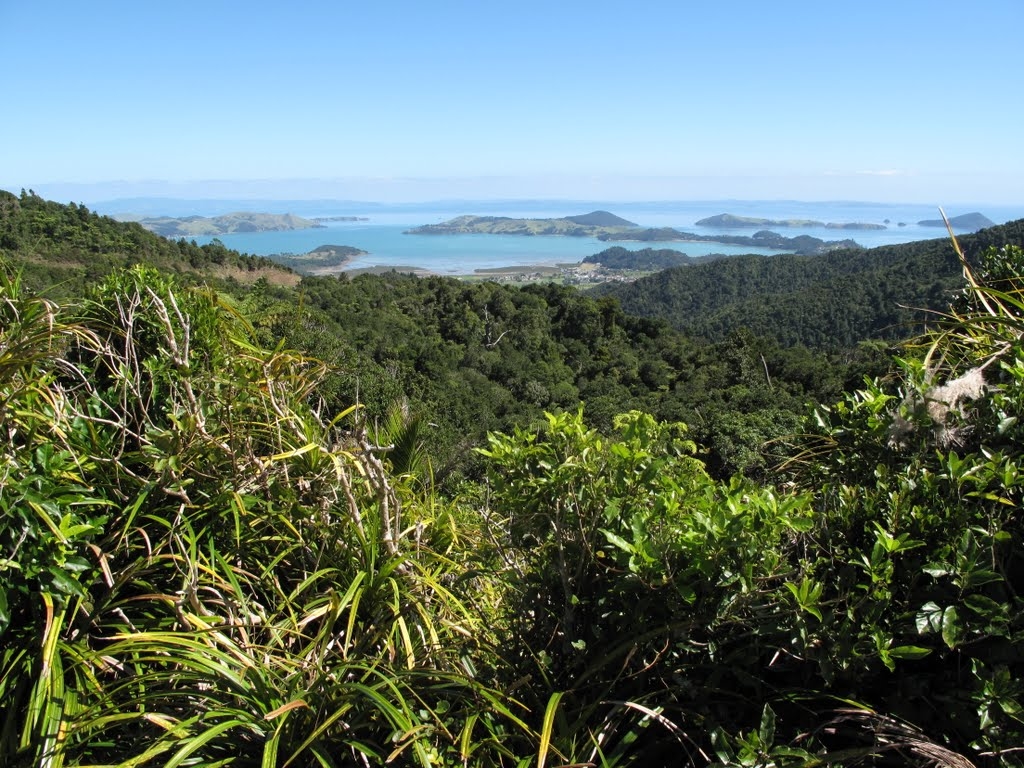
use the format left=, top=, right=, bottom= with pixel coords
left=600, top=529, right=634, bottom=555
left=759, top=703, right=776, bottom=748
left=942, top=606, right=962, bottom=649
left=964, top=593, right=1005, bottom=618
left=888, top=645, right=933, bottom=660
left=916, top=602, right=943, bottom=635
left=46, top=567, right=85, bottom=597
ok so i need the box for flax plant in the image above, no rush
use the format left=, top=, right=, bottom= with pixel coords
left=2, top=266, right=526, bottom=767
left=0, top=267, right=111, bottom=768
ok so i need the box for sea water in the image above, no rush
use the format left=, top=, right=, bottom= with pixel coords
left=185, top=200, right=1024, bottom=275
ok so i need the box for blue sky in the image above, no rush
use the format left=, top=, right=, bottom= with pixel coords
left=2, top=1, right=1022, bottom=203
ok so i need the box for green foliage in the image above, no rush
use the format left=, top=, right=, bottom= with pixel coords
left=0, top=269, right=106, bottom=630
left=476, top=408, right=819, bottom=763
left=457, top=241, right=1024, bottom=765
left=778, top=244, right=1024, bottom=764
left=7, top=192, right=1024, bottom=767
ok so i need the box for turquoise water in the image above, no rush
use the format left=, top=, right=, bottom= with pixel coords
left=184, top=201, right=1024, bottom=274
left=199, top=224, right=782, bottom=274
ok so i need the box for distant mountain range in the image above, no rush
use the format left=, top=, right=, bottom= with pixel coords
left=693, top=211, right=996, bottom=234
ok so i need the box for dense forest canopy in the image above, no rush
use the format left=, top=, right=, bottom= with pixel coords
left=2, top=193, right=1024, bottom=767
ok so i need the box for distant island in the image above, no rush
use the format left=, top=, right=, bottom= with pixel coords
left=313, top=216, right=370, bottom=223
left=405, top=210, right=637, bottom=237
left=405, top=210, right=862, bottom=255
left=825, top=222, right=887, bottom=230
left=696, top=213, right=885, bottom=230
left=917, top=212, right=995, bottom=231
left=598, top=227, right=859, bottom=255
left=563, top=211, right=637, bottom=227
left=117, top=212, right=324, bottom=238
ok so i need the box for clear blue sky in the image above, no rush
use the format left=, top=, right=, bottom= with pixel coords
left=2, top=0, right=1022, bottom=203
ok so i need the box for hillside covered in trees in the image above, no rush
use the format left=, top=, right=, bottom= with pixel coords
left=595, top=220, right=1024, bottom=346
left=0, top=189, right=297, bottom=294
left=3, top=193, right=1024, bottom=767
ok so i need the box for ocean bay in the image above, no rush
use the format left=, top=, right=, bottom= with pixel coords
left=185, top=200, right=1024, bottom=274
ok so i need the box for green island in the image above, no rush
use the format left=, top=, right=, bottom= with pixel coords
left=115, top=210, right=325, bottom=237
left=919, top=211, right=996, bottom=230
left=4, top=188, right=1024, bottom=767
left=825, top=221, right=887, bottom=230
left=696, top=212, right=887, bottom=229
left=404, top=209, right=638, bottom=236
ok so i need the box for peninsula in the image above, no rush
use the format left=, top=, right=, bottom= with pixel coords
left=267, top=244, right=368, bottom=274
left=117, top=212, right=324, bottom=238
left=405, top=210, right=637, bottom=237
left=583, top=246, right=709, bottom=271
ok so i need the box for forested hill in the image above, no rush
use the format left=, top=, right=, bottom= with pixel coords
left=594, top=219, right=1024, bottom=347
left=0, top=189, right=296, bottom=293
left=257, top=273, right=883, bottom=480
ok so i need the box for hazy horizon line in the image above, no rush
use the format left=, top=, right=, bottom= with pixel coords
left=4, top=174, right=1022, bottom=209
left=5, top=188, right=1021, bottom=211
